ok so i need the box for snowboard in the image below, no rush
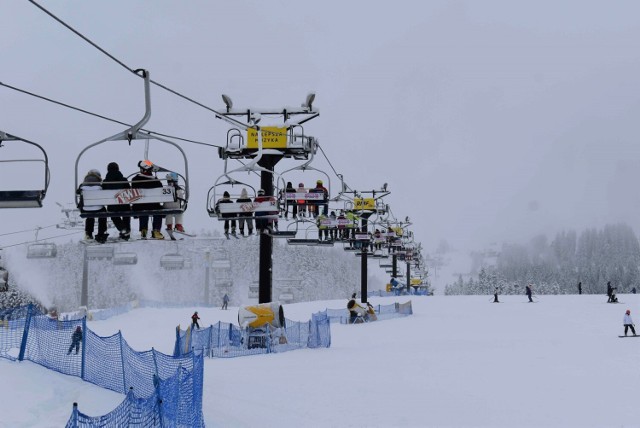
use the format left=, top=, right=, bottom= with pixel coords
left=618, top=335, right=640, bottom=338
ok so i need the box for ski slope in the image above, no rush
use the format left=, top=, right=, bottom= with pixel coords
left=1, top=294, right=639, bottom=427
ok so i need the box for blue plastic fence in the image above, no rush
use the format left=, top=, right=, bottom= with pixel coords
left=174, top=316, right=331, bottom=358
left=0, top=305, right=205, bottom=427
left=319, top=301, right=413, bottom=324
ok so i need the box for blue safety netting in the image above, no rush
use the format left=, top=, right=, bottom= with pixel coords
left=0, top=304, right=205, bottom=427
left=318, top=301, right=413, bottom=324
left=174, top=316, right=331, bottom=358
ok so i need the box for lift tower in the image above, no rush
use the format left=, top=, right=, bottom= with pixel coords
left=216, top=94, right=319, bottom=304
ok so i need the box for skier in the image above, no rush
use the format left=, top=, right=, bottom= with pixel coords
left=525, top=284, right=533, bottom=303
left=78, top=169, right=109, bottom=243
left=493, top=287, right=500, bottom=303
left=131, top=160, right=165, bottom=239
left=623, top=310, right=636, bottom=336
left=165, top=172, right=187, bottom=234
left=216, top=191, right=237, bottom=237
left=577, top=281, right=582, bottom=295
left=236, top=188, right=254, bottom=237
left=67, top=326, right=83, bottom=355
left=222, top=294, right=229, bottom=310
left=102, top=162, right=131, bottom=241
left=191, top=311, right=200, bottom=329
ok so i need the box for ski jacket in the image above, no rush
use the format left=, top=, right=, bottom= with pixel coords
left=71, top=328, right=83, bottom=343
left=102, top=170, right=129, bottom=190
left=191, top=313, right=200, bottom=323
left=624, top=314, right=634, bottom=325
left=79, top=172, right=103, bottom=211
left=131, top=172, right=163, bottom=211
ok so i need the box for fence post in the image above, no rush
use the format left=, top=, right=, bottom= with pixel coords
left=119, top=331, right=127, bottom=394
left=127, top=387, right=134, bottom=421
left=152, top=347, right=159, bottom=386
left=207, top=325, right=212, bottom=357
left=71, top=402, right=78, bottom=428
left=173, top=325, right=181, bottom=357
left=80, top=317, right=87, bottom=380
left=17, top=303, right=33, bottom=361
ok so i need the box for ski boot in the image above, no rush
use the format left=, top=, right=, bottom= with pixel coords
left=151, top=230, right=165, bottom=240
left=84, top=233, right=94, bottom=241
left=140, top=229, right=148, bottom=239
left=175, top=224, right=185, bottom=233
left=95, top=233, right=109, bottom=244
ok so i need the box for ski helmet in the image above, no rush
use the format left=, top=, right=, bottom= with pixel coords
left=166, top=172, right=179, bottom=182
left=88, top=169, right=101, bottom=178
left=626, top=310, right=631, bottom=315
left=257, top=189, right=265, bottom=196
left=138, top=160, right=154, bottom=172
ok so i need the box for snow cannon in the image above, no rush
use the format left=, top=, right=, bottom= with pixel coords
left=238, top=302, right=285, bottom=329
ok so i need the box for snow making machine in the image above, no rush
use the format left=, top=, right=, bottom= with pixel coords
left=238, top=302, right=286, bottom=349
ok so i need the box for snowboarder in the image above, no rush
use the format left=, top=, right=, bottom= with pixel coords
left=607, top=281, right=614, bottom=303
left=577, top=281, right=582, bottom=295
left=67, top=326, right=83, bottom=355
left=525, top=284, right=533, bottom=302
left=191, top=311, right=200, bottom=329
left=623, top=309, right=636, bottom=336
left=222, top=294, right=229, bottom=310
left=493, top=287, right=500, bottom=303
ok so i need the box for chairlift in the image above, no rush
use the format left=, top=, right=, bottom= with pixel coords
left=74, top=69, right=189, bottom=219
left=26, top=228, right=57, bottom=259
left=160, top=253, right=186, bottom=270
left=113, top=251, right=138, bottom=266
left=286, top=219, right=333, bottom=246
left=0, top=131, right=50, bottom=208
left=84, top=244, right=114, bottom=260
left=277, top=139, right=331, bottom=219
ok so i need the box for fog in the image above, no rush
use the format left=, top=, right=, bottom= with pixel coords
left=3, top=1, right=640, bottom=269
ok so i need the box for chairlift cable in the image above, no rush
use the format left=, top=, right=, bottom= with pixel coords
left=0, top=82, right=221, bottom=149
left=1, top=230, right=82, bottom=249
left=28, top=0, right=252, bottom=132
left=0, top=224, right=57, bottom=238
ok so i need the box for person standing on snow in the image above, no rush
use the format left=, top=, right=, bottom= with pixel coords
left=525, top=284, right=533, bottom=303
left=607, top=281, right=613, bottom=303
left=623, top=310, right=636, bottom=336
left=493, top=287, right=500, bottom=303
left=577, top=281, right=582, bottom=295
left=67, top=326, right=83, bottom=355
left=191, top=311, right=200, bottom=329
left=222, top=294, right=229, bottom=310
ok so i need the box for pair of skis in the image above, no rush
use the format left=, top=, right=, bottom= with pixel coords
left=166, top=229, right=196, bottom=241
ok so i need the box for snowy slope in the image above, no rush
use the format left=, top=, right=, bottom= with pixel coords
left=2, top=294, right=640, bottom=427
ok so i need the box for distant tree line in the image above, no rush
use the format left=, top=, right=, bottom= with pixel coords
left=445, top=223, right=640, bottom=296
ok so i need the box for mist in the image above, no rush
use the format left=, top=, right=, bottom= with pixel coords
left=2, top=1, right=640, bottom=286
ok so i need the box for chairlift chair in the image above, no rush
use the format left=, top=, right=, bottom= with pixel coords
left=113, top=252, right=138, bottom=266
left=0, top=131, right=50, bottom=208
left=160, top=253, right=186, bottom=270
left=74, top=70, right=189, bottom=219
left=286, top=219, right=333, bottom=246
left=26, top=243, right=57, bottom=259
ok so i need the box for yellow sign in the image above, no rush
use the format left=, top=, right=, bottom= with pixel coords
left=411, top=278, right=422, bottom=286
left=247, top=127, right=288, bottom=149
left=354, top=198, right=375, bottom=210
left=391, top=227, right=404, bottom=237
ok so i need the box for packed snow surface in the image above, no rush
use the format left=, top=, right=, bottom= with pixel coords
left=1, top=294, right=639, bottom=427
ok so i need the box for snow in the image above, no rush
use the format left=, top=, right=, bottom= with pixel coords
left=2, top=294, right=640, bottom=427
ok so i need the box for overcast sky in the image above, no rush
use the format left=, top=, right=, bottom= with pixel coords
left=3, top=1, right=640, bottom=257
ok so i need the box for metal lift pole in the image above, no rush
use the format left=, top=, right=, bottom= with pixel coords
left=81, top=249, right=89, bottom=307
left=360, top=212, right=373, bottom=303
left=258, top=154, right=282, bottom=304
left=204, top=249, right=211, bottom=306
